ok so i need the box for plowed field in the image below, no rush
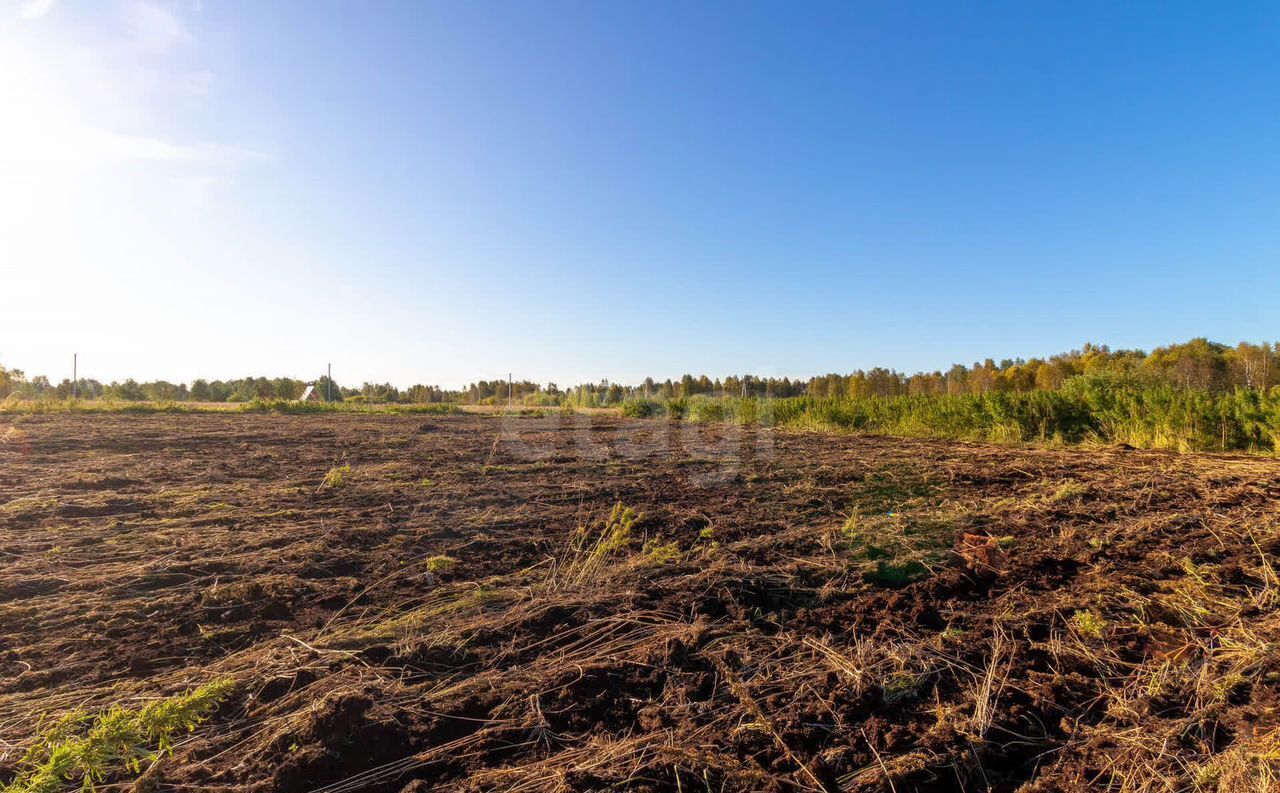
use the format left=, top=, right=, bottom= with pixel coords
left=2, top=413, right=1278, bottom=792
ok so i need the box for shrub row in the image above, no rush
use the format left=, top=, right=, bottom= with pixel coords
left=622, top=376, right=1280, bottom=452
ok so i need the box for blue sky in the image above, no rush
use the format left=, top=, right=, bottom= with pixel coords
left=2, top=1, right=1277, bottom=388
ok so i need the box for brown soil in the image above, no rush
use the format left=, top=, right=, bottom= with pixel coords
left=2, top=413, right=1278, bottom=792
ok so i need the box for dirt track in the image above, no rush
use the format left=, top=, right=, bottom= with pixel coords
left=2, top=413, right=1279, bottom=792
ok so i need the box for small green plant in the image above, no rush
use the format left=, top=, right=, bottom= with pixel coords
left=882, top=672, right=921, bottom=703
left=1071, top=609, right=1108, bottom=639
left=417, top=478, right=435, bottom=488
left=1192, top=764, right=1221, bottom=791
left=319, top=464, right=351, bottom=491
left=1050, top=480, right=1088, bottom=504
left=426, top=555, right=457, bottom=573
left=839, top=513, right=861, bottom=539
left=197, top=624, right=239, bottom=643
left=641, top=539, right=682, bottom=565
left=692, top=526, right=720, bottom=556
left=1211, top=673, right=1247, bottom=704
left=3, top=679, right=235, bottom=793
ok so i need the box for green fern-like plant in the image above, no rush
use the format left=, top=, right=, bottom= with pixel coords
left=3, top=679, right=235, bottom=793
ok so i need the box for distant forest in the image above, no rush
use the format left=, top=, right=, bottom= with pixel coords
left=0, top=338, right=1276, bottom=407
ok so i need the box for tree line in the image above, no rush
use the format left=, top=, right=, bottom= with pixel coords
left=1, top=338, right=1276, bottom=406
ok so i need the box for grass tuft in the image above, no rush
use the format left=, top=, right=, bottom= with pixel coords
left=319, top=464, right=351, bottom=491
left=547, top=503, right=640, bottom=590
left=641, top=538, right=682, bottom=565
left=1071, top=609, right=1108, bottom=640
left=1050, top=479, right=1089, bottom=503
left=426, top=555, right=458, bottom=573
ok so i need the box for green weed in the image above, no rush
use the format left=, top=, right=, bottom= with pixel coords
left=641, top=539, right=682, bottom=565
left=1071, top=609, right=1108, bottom=639
left=319, top=464, right=351, bottom=491
left=426, top=555, right=458, bottom=573
left=3, top=679, right=234, bottom=793
left=1050, top=480, right=1089, bottom=503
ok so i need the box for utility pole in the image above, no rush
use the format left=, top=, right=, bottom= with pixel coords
left=327, top=363, right=331, bottom=402
left=508, top=372, right=513, bottom=409
left=72, top=353, right=77, bottom=400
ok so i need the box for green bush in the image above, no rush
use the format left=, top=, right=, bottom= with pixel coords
left=621, top=399, right=664, bottom=418
left=620, top=377, right=1280, bottom=452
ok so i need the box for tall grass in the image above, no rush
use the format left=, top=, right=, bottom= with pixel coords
left=239, top=398, right=463, bottom=415
left=0, top=397, right=464, bottom=416
left=622, top=376, right=1280, bottom=453
left=0, top=396, right=204, bottom=415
